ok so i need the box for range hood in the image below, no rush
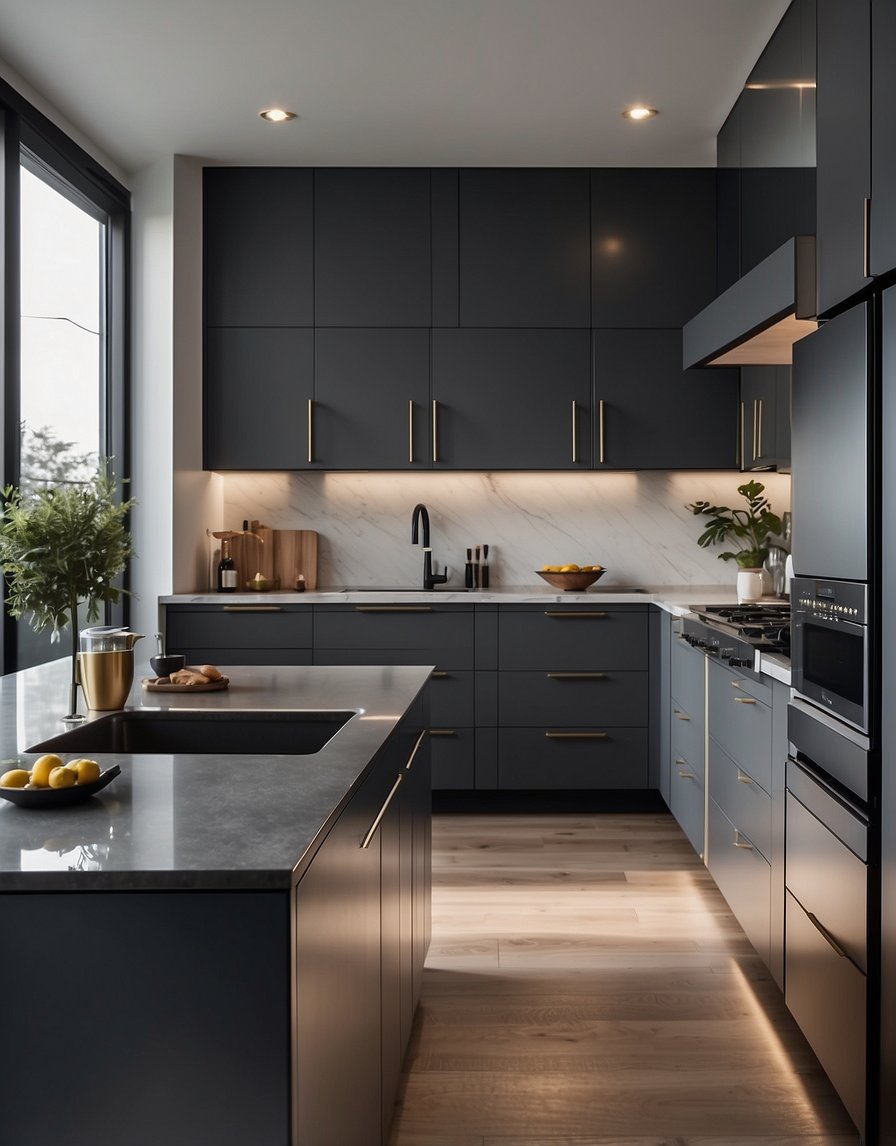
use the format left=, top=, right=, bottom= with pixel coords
left=682, top=236, right=817, bottom=368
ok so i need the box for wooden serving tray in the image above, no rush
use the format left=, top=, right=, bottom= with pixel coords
left=142, top=676, right=230, bottom=693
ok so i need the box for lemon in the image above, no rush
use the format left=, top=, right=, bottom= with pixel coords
left=559, top=563, right=581, bottom=572
left=70, top=758, right=101, bottom=785
left=31, top=753, right=64, bottom=788
left=0, top=768, right=30, bottom=789
left=48, top=766, right=77, bottom=789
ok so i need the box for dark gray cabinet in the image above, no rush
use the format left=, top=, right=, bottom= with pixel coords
left=166, top=604, right=313, bottom=665
left=740, top=366, right=791, bottom=471
left=311, top=329, right=431, bottom=469
left=204, top=167, right=313, bottom=327
left=816, top=0, right=872, bottom=316
left=590, top=169, right=717, bottom=328
left=457, top=168, right=590, bottom=328
left=313, top=169, right=431, bottom=327
left=593, top=330, right=738, bottom=469
left=666, top=627, right=706, bottom=856
left=432, top=329, right=591, bottom=469
left=871, top=0, right=896, bottom=278
left=205, top=328, right=314, bottom=470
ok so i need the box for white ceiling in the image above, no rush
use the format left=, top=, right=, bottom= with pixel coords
left=0, top=0, right=790, bottom=177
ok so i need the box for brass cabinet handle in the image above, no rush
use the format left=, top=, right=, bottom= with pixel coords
left=545, top=730, right=608, bottom=740
left=598, top=398, right=606, bottom=464
left=408, top=399, right=414, bottom=463
left=676, top=759, right=696, bottom=779
left=756, top=397, right=764, bottom=458
left=673, top=709, right=690, bottom=721
left=752, top=398, right=759, bottom=462
left=428, top=728, right=457, bottom=737
left=307, top=398, right=314, bottom=464
left=734, top=696, right=758, bottom=704
left=807, top=911, right=849, bottom=959
left=222, top=605, right=282, bottom=612
left=733, top=829, right=754, bottom=850
left=864, top=197, right=872, bottom=278
left=738, top=399, right=745, bottom=470
left=432, top=399, right=439, bottom=463
left=730, top=680, right=743, bottom=688
left=361, top=773, right=404, bottom=849
left=430, top=670, right=450, bottom=679
left=355, top=605, right=433, bottom=613
left=405, top=729, right=428, bottom=772
left=736, top=768, right=754, bottom=785
left=543, top=610, right=608, bottom=618
left=546, top=671, right=607, bottom=680
left=571, top=399, right=578, bottom=463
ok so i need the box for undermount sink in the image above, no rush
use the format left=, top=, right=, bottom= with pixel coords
left=29, top=709, right=355, bottom=756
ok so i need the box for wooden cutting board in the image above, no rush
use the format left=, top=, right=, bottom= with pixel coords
left=229, top=529, right=318, bottom=590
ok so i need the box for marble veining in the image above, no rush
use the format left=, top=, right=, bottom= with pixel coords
left=218, top=470, right=791, bottom=592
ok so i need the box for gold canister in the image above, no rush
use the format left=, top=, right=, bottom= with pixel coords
left=78, top=650, right=135, bottom=711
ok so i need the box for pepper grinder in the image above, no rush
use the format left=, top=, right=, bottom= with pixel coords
left=480, top=543, right=490, bottom=588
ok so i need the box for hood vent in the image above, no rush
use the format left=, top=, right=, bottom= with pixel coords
left=683, top=236, right=816, bottom=368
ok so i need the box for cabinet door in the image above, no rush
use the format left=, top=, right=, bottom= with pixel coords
left=591, top=169, right=717, bottom=328
left=432, top=329, right=591, bottom=469
left=313, top=329, right=431, bottom=468
left=871, top=0, right=896, bottom=277
left=314, top=169, right=431, bottom=327
left=205, top=328, right=313, bottom=469
left=593, top=330, right=738, bottom=470
left=739, top=366, right=781, bottom=470
left=458, top=169, right=590, bottom=327
left=204, top=167, right=314, bottom=328
left=816, top=0, right=871, bottom=316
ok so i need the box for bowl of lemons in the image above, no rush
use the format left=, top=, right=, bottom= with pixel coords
left=535, top=564, right=606, bottom=591
left=0, top=754, right=120, bottom=808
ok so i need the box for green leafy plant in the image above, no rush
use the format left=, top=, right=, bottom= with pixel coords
left=0, top=469, right=135, bottom=705
left=687, top=480, right=783, bottom=569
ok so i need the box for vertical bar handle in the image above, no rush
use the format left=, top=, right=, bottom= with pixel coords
left=598, top=399, right=606, bottom=464
left=408, top=399, right=414, bottom=463
left=864, top=197, right=872, bottom=279
left=752, top=398, right=759, bottom=462
left=757, top=398, right=764, bottom=459
left=432, top=399, right=439, bottom=463
left=571, top=399, right=578, bottom=463
left=307, top=398, right=314, bottom=464
left=738, top=400, right=745, bottom=470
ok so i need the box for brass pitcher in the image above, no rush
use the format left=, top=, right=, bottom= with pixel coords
left=78, top=628, right=144, bottom=710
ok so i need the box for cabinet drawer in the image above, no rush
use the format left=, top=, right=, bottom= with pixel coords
left=314, top=608, right=473, bottom=662
left=169, top=647, right=312, bottom=667
left=425, top=671, right=474, bottom=726
left=668, top=751, right=705, bottom=855
left=313, top=646, right=468, bottom=672
left=670, top=632, right=704, bottom=716
left=708, top=798, right=771, bottom=966
left=785, top=889, right=866, bottom=1134
left=166, top=607, right=312, bottom=651
left=429, top=728, right=475, bottom=790
left=498, top=670, right=647, bottom=727
left=670, top=700, right=703, bottom=774
left=708, top=665, right=772, bottom=789
left=498, top=727, right=648, bottom=789
left=785, top=791, right=867, bottom=972
left=497, top=608, right=648, bottom=670
left=709, top=741, right=771, bottom=860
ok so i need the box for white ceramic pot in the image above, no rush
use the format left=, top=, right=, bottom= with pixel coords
left=736, top=568, right=764, bottom=604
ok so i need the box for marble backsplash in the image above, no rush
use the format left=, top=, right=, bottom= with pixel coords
left=217, top=470, right=792, bottom=591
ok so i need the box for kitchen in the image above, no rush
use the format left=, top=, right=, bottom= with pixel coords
left=0, top=1, right=891, bottom=1144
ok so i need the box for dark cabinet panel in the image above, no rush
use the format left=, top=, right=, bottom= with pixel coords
left=498, top=608, right=647, bottom=671
left=871, top=0, right=896, bottom=277
left=708, top=798, right=771, bottom=966
left=431, top=169, right=459, bottom=327
left=314, top=169, right=431, bottom=327
left=740, top=365, right=791, bottom=471
left=458, top=169, right=590, bottom=328
left=432, top=329, right=591, bottom=469
left=204, top=167, right=313, bottom=328
left=739, top=168, right=816, bottom=276
left=591, top=169, right=717, bottom=328
left=313, top=329, right=431, bottom=469
left=499, top=670, right=648, bottom=727
left=498, top=727, right=648, bottom=790
left=593, top=330, right=738, bottom=470
left=205, top=328, right=313, bottom=469
left=816, top=0, right=871, bottom=316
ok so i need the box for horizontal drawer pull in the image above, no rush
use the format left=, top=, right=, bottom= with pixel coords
left=736, top=768, right=754, bottom=785
left=355, top=606, right=433, bottom=613
left=222, top=605, right=283, bottom=613
left=405, top=729, right=428, bottom=772
left=806, top=910, right=849, bottom=959
left=733, top=829, right=754, bottom=850
left=673, top=710, right=690, bottom=721
left=545, top=730, right=608, bottom=740
left=428, top=728, right=457, bottom=737
left=676, top=758, right=696, bottom=779
left=361, top=773, right=404, bottom=849
left=733, top=696, right=758, bottom=705
left=546, top=671, right=607, bottom=680
left=430, top=670, right=450, bottom=679
left=543, top=610, right=608, bottom=618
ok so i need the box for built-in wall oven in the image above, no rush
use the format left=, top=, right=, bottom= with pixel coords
left=791, top=575, right=869, bottom=735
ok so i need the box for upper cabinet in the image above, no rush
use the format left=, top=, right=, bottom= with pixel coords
left=740, top=366, right=791, bottom=472
left=591, top=169, right=717, bottom=328
left=871, top=0, right=896, bottom=279
left=313, top=169, right=431, bottom=326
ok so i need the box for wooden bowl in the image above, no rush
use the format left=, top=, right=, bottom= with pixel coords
left=535, top=569, right=606, bottom=591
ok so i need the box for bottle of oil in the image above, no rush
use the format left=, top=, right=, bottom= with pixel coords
left=216, top=536, right=238, bottom=593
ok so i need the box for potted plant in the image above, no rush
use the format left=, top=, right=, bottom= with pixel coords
left=687, top=480, right=783, bottom=600
left=0, top=468, right=135, bottom=719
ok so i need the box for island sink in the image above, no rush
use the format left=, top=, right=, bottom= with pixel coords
left=29, top=708, right=355, bottom=756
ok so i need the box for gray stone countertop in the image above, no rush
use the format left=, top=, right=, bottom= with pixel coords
left=0, top=659, right=431, bottom=893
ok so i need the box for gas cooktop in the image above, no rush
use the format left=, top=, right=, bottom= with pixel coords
left=682, top=602, right=790, bottom=675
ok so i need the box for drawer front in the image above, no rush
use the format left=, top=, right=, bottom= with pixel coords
left=166, top=606, right=312, bottom=650
left=709, top=741, right=771, bottom=861
left=498, top=727, right=648, bottom=789
left=785, top=791, right=867, bottom=971
left=314, top=607, right=474, bottom=660
left=429, top=728, right=475, bottom=790
left=708, top=798, right=771, bottom=966
left=498, top=670, right=647, bottom=727
left=708, top=666, right=772, bottom=789
left=425, top=671, right=474, bottom=726
left=497, top=609, right=648, bottom=670
left=668, top=752, right=705, bottom=855
left=670, top=701, right=703, bottom=774
left=313, top=646, right=470, bottom=671
left=670, top=632, right=704, bottom=716
left=710, top=658, right=773, bottom=705
left=785, top=889, right=867, bottom=1134
left=169, top=647, right=312, bottom=667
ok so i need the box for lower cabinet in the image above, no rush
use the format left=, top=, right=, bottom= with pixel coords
left=165, top=604, right=312, bottom=665
left=707, top=795, right=772, bottom=967
left=666, top=626, right=706, bottom=854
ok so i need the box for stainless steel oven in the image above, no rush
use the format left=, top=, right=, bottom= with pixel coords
left=791, top=576, right=869, bottom=735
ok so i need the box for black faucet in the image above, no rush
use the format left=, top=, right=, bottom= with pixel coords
left=411, top=503, right=448, bottom=590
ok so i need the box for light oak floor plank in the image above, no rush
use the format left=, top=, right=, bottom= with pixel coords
left=388, top=811, right=859, bottom=1145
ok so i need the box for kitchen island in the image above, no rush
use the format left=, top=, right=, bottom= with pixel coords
left=0, top=658, right=432, bottom=1146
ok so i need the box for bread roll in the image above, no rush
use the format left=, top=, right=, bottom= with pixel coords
left=200, top=664, right=224, bottom=682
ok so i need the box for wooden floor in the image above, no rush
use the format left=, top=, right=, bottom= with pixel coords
left=388, top=811, right=859, bottom=1146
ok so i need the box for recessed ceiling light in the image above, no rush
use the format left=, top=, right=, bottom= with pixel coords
left=259, top=108, right=296, bottom=123
left=623, top=106, right=658, bottom=121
